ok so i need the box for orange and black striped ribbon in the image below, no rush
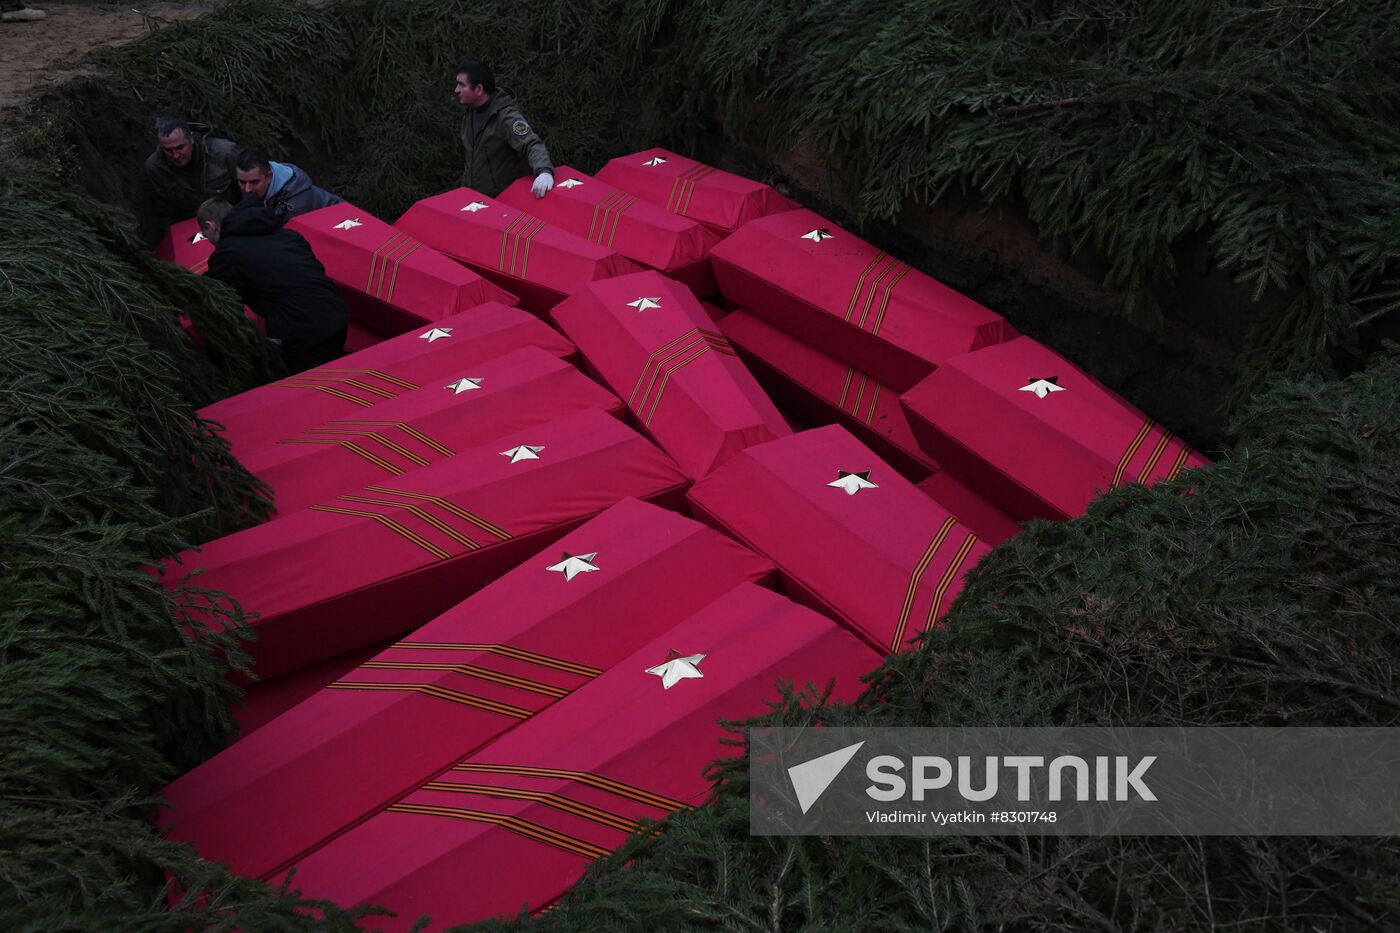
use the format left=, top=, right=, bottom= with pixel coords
left=838, top=368, right=884, bottom=427
left=279, top=421, right=452, bottom=476
left=666, top=164, right=715, bottom=216
left=308, top=486, right=507, bottom=560
left=453, top=762, right=690, bottom=812
left=417, top=782, right=642, bottom=834
left=921, top=530, right=980, bottom=635
left=586, top=190, right=636, bottom=248
left=390, top=641, right=602, bottom=678
left=842, top=252, right=911, bottom=338
left=1111, top=418, right=1196, bottom=488
left=385, top=803, right=610, bottom=860
left=498, top=212, right=547, bottom=278
left=308, top=502, right=454, bottom=560
left=356, top=660, right=571, bottom=698
left=363, top=483, right=511, bottom=541
left=366, top=231, right=422, bottom=304
left=277, top=368, right=418, bottom=408
left=324, top=681, right=532, bottom=718
left=627, top=328, right=737, bottom=427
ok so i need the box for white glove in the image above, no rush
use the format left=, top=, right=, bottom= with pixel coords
left=531, top=172, right=554, bottom=198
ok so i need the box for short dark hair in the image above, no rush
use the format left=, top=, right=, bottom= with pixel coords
left=454, top=59, right=495, bottom=94
left=197, top=197, right=233, bottom=229
left=154, top=113, right=191, bottom=139
left=235, top=148, right=272, bottom=173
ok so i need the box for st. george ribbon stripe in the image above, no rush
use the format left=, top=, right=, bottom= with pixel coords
left=1111, top=416, right=1157, bottom=489
left=308, top=503, right=453, bottom=560
left=452, top=762, right=689, bottom=812
left=890, top=516, right=959, bottom=652
left=922, top=531, right=980, bottom=633
left=417, top=781, right=641, bottom=834
left=390, top=641, right=602, bottom=678
left=362, top=484, right=511, bottom=541
left=324, top=680, right=532, bottom=718
left=384, top=802, right=610, bottom=860
left=338, top=493, right=482, bottom=550
left=357, top=659, right=571, bottom=698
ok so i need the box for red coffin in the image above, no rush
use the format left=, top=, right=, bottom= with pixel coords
left=286, top=202, right=519, bottom=338
left=709, top=209, right=1015, bottom=391
left=551, top=271, right=790, bottom=479
left=159, top=408, right=689, bottom=679
left=915, top=473, right=1021, bottom=547
left=159, top=498, right=773, bottom=883
left=155, top=218, right=215, bottom=273
left=900, top=336, right=1211, bottom=522
left=688, top=425, right=992, bottom=654
left=239, top=346, right=622, bottom=515
left=273, top=583, right=878, bottom=928
left=395, top=188, right=640, bottom=314
left=719, top=308, right=938, bottom=481
left=594, top=147, right=797, bottom=237
left=499, top=166, right=720, bottom=296
left=197, top=302, right=573, bottom=457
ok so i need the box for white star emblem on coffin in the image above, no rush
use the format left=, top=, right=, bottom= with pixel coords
left=332, top=219, right=363, bottom=230
left=827, top=470, right=878, bottom=495
left=461, top=201, right=489, bottom=213
left=189, top=231, right=207, bottom=244
left=643, top=157, right=668, bottom=166
left=419, top=327, right=453, bottom=343
left=500, top=444, right=544, bottom=463
left=444, top=377, right=483, bottom=394
left=801, top=228, right=834, bottom=242
left=1019, top=377, right=1065, bottom=399
left=626, top=296, right=663, bottom=312
left=546, top=551, right=599, bottom=581
left=646, top=652, right=706, bottom=689
left=557, top=178, right=584, bottom=189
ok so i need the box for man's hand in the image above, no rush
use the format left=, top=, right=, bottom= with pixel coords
left=531, top=172, right=554, bottom=198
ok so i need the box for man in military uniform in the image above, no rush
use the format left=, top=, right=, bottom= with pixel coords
left=143, top=114, right=240, bottom=239
left=454, top=60, right=554, bottom=199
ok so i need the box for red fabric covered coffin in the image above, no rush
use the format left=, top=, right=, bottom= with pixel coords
left=273, top=583, right=878, bottom=927
left=719, top=308, right=938, bottom=481
left=688, top=424, right=991, bottom=654
left=286, top=201, right=518, bottom=338
left=900, top=336, right=1212, bottom=522
left=239, top=347, right=622, bottom=515
left=159, top=408, right=689, bottom=680
left=155, top=218, right=215, bottom=273
left=159, top=498, right=774, bottom=882
left=594, top=147, right=798, bottom=237
left=916, top=473, right=1021, bottom=547
left=550, top=271, right=790, bottom=479
left=198, top=302, right=573, bottom=457
left=232, top=637, right=397, bottom=737
left=709, top=209, right=1015, bottom=391
left=499, top=166, right=721, bottom=296
left=394, top=188, right=640, bottom=315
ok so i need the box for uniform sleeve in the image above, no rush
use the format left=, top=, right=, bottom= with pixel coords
left=500, top=103, right=554, bottom=176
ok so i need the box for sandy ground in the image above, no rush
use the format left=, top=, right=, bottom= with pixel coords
left=0, top=0, right=222, bottom=108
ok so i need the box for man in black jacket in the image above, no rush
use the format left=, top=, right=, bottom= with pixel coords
left=196, top=197, right=348, bottom=373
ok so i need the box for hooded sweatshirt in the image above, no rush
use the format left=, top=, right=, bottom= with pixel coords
left=263, top=160, right=344, bottom=219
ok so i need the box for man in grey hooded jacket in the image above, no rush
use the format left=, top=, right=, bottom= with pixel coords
left=234, top=148, right=343, bottom=220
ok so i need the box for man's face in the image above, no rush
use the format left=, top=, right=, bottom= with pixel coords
left=159, top=130, right=194, bottom=168
left=236, top=166, right=272, bottom=199
left=199, top=220, right=220, bottom=245
left=455, top=73, right=488, bottom=108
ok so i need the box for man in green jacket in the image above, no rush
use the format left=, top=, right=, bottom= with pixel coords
left=454, top=60, right=554, bottom=199
left=142, top=114, right=241, bottom=238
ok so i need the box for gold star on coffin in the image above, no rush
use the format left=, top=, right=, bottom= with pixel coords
left=643, top=156, right=668, bottom=166
left=419, top=327, right=453, bottom=343
left=546, top=551, right=599, bottom=581
left=1019, top=377, right=1065, bottom=399
left=461, top=201, right=489, bottom=212
left=801, top=228, right=834, bottom=242
left=645, top=650, right=706, bottom=689
left=557, top=178, right=584, bottom=189
left=500, top=444, right=544, bottom=463
left=444, top=377, right=484, bottom=394
left=827, top=470, right=878, bottom=495
left=189, top=231, right=207, bottom=244
left=626, top=296, right=663, bottom=312
left=332, top=218, right=363, bottom=230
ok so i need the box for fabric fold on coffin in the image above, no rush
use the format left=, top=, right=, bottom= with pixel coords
left=594, top=147, right=797, bottom=237
left=198, top=302, right=573, bottom=457
left=709, top=209, right=1015, bottom=391
left=900, top=336, right=1212, bottom=522
left=158, top=498, right=774, bottom=882
left=158, top=408, right=690, bottom=679
left=550, top=271, right=790, bottom=479
left=155, top=218, right=215, bottom=273
left=499, top=166, right=720, bottom=296
left=687, top=425, right=991, bottom=654
left=239, top=346, right=622, bottom=515
left=286, top=201, right=518, bottom=338
left=394, top=188, right=640, bottom=314
left=718, top=308, right=938, bottom=481
left=273, top=583, right=877, bottom=929
left=915, top=473, right=1021, bottom=547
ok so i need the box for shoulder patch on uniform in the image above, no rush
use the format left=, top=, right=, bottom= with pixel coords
left=511, top=119, right=530, bottom=137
